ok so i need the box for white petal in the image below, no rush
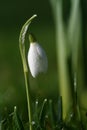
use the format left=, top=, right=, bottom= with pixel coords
left=28, top=42, right=48, bottom=78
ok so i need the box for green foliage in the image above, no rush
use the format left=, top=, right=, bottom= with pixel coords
left=12, top=106, right=24, bottom=130
left=0, top=97, right=86, bottom=130
left=0, top=106, right=24, bottom=130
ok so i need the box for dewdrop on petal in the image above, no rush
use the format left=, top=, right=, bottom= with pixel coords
left=28, top=34, right=48, bottom=78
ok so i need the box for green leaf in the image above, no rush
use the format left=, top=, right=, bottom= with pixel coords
left=48, top=100, right=55, bottom=129
left=39, top=99, right=47, bottom=121
left=12, top=106, right=24, bottom=130
left=58, top=96, right=62, bottom=123
left=19, top=14, right=37, bottom=73
left=0, top=120, right=6, bottom=130
left=19, top=14, right=37, bottom=45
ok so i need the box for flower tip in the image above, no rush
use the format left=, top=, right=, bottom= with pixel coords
left=29, top=33, right=37, bottom=43
left=44, top=99, right=47, bottom=102
left=33, top=14, right=37, bottom=17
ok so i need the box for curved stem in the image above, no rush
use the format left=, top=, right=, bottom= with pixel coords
left=19, top=15, right=37, bottom=130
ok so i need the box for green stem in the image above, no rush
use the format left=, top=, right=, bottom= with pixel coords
left=19, top=14, right=37, bottom=130
left=24, top=71, right=32, bottom=130
left=56, top=0, right=72, bottom=119
left=19, top=44, right=32, bottom=130
left=50, top=0, right=73, bottom=119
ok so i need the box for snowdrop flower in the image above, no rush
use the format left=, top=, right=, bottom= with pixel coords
left=28, top=34, right=48, bottom=78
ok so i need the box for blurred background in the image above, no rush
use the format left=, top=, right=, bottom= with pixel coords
left=0, top=0, right=57, bottom=120
left=0, top=0, right=87, bottom=120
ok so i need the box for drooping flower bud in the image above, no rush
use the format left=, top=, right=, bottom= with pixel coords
left=28, top=34, right=48, bottom=78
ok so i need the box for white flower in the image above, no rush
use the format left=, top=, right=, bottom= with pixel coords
left=28, top=42, right=48, bottom=78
